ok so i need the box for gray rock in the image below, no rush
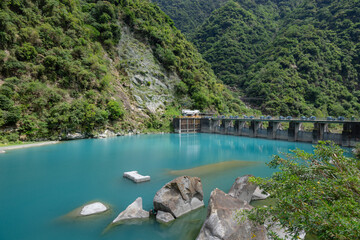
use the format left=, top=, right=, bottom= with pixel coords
left=66, top=132, right=86, bottom=140
left=153, top=176, right=204, bottom=218
left=266, top=221, right=305, bottom=240
left=252, top=187, right=270, bottom=201
left=112, top=197, right=149, bottom=223
left=156, top=210, right=175, bottom=223
left=80, top=202, right=108, bottom=216
left=228, top=175, right=257, bottom=203
left=97, top=130, right=116, bottom=139
left=196, top=188, right=268, bottom=240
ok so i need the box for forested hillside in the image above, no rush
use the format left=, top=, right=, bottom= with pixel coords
left=0, top=0, right=252, bottom=142
left=156, top=0, right=360, bottom=117
left=151, top=0, right=227, bottom=37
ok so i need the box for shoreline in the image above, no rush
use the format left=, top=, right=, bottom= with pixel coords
left=0, top=141, right=59, bottom=153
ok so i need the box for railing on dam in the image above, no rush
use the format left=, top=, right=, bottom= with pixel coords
left=173, top=117, right=360, bottom=147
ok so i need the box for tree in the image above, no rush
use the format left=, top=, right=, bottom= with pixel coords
left=248, top=141, right=360, bottom=240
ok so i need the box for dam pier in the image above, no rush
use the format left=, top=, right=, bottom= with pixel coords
left=173, top=117, right=360, bottom=147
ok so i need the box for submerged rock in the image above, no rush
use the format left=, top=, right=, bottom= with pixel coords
left=196, top=188, right=268, bottom=240
left=156, top=210, right=175, bottom=223
left=252, top=187, right=270, bottom=201
left=153, top=176, right=204, bottom=218
left=228, top=175, right=258, bottom=203
left=112, top=197, right=149, bottom=223
left=169, top=161, right=260, bottom=177
left=80, top=202, right=108, bottom=216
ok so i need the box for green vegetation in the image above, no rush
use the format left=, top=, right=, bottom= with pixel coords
left=0, top=0, right=254, bottom=142
left=152, top=0, right=227, bottom=37
left=247, top=141, right=360, bottom=239
left=157, top=0, right=360, bottom=117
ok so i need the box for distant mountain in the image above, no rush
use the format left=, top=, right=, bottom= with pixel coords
left=156, top=0, right=360, bottom=117
left=0, top=0, right=253, bottom=142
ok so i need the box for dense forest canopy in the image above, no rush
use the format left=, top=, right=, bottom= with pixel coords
left=151, top=0, right=228, bottom=37
left=0, top=0, right=252, bottom=142
left=155, top=0, right=360, bottom=117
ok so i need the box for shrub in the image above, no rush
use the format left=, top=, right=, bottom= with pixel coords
left=107, top=100, right=124, bottom=120
left=15, top=43, right=38, bottom=61
left=247, top=141, right=360, bottom=240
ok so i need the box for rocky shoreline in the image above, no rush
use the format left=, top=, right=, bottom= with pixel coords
left=0, top=130, right=168, bottom=153
left=0, top=141, right=59, bottom=153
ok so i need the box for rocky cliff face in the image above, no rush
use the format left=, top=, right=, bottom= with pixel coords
left=117, top=26, right=180, bottom=115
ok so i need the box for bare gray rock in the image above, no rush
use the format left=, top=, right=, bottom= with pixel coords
left=196, top=188, right=268, bottom=240
left=156, top=210, right=175, bottom=223
left=251, top=187, right=270, bottom=201
left=153, top=176, right=204, bottom=218
left=112, top=197, right=149, bottom=223
left=228, top=175, right=257, bottom=203
left=66, top=132, right=86, bottom=140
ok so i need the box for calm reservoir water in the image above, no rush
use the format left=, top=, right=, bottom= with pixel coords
left=0, top=133, right=316, bottom=240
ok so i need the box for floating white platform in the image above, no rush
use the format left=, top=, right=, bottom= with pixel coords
left=123, top=171, right=150, bottom=183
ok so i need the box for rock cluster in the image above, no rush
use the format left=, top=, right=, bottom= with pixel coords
left=153, top=176, right=204, bottom=221
left=196, top=188, right=268, bottom=240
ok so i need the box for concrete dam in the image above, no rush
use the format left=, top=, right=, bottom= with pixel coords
left=173, top=117, right=360, bottom=147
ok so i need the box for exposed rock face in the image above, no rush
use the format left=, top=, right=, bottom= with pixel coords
left=252, top=187, right=270, bottom=201
left=80, top=202, right=108, bottom=216
left=118, top=26, right=180, bottom=114
left=153, top=176, right=204, bottom=218
left=228, top=175, right=257, bottom=203
left=196, top=188, right=268, bottom=240
left=156, top=210, right=175, bottom=223
left=66, top=132, right=86, bottom=140
left=97, top=130, right=116, bottom=138
left=112, top=197, right=149, bottom=223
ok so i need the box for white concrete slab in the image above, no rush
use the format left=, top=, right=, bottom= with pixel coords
left=123, top=171, right=150, bottom=183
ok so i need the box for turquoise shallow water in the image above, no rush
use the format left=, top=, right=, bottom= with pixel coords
left=0, top=133, right=315, bottom=240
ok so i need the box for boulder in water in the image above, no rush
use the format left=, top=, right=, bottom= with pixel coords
left=196, top=188, right=268, bottom=240
left=153, top=176, right=204, bottom=218
left=112, top=197, right=149, bottom=223
left=80, top=202, right=108, bottom=216
left=228, top=175, right=258, bottom=203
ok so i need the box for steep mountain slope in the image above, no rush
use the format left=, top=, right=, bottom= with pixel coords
left=192, top=0, right=278, bottom=86
left=243, top=0, right=360, bottom=116
left=0, top=0, right=253, bottom=142
left=151, top=0, right=227, bottom=37
left=160, top=0, right=360, bottom=116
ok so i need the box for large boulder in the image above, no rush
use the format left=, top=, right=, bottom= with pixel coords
left=153, top=176, right=204, bottom=218
left=196, top=188, right=268, bottom=240
left=112, top=197, right=149, bottom=223
left=228, top=175, right=257, bottom=203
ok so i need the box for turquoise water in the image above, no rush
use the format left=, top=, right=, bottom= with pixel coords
left=0, top=133, right=315, bottom=240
